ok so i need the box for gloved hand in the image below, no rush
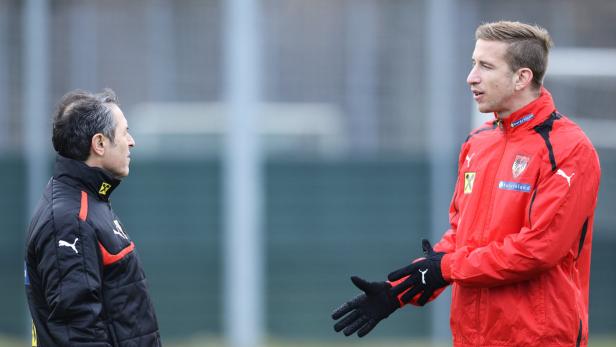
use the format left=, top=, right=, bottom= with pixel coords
left=388, top=239, right=449, bottom=306
left=331, top=276, right=400, bottom=337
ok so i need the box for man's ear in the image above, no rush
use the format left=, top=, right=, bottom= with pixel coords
left=515, top=68, right=534, bottom=91
left=91, top=133, right=106, bottom=156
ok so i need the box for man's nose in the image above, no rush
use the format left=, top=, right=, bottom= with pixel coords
left=128, top=133, right=136, bottom=147
left=467, top=67, right=480, bottom=85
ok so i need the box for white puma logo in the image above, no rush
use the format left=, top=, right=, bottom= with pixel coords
left=465, top=153, right=475, bottom=168
left=59, top=238, right=79, bottom=254
left=556, top=169, right=575, bottom=187
left=419, top=269, right=428, bottom=285
left=113, top=220, right=129, bottom=240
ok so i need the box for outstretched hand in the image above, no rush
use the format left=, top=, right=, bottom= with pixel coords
left=331, top=276, right=400, bottom=337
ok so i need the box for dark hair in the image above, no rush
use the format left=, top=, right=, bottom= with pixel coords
left=52, top=88, right=119, bottom=161
left=476, top=21, right=554, bottom=89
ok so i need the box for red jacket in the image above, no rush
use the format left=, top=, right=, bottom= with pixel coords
left=435, top=88, right=600, bottom=346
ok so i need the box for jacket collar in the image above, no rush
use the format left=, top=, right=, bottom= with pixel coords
left=495, top=87, right=556, bottom=133
left=54, top=155, right=121, bottom=201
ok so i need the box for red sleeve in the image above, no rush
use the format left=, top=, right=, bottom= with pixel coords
left=433, top=204, right=458, bottom=254
left=434, top=142, right=468, bottom=254
left=390, top=143, right=469, bottom=306
left=441, top=142, right=600, bottom=287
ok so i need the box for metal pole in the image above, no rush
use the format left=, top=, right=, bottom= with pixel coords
left=427, top=0, right=456, bottom=344
left=345, top=0, right=379, bottom=155
left=24, top=0, right=50, bottom=215
left=223, top=0, right=263, bottom=346
left=0, top=3, right=8, bottom=151
left=147, top=0, right=177, bottom=101
left=23, top=0, right=50, bottom=339
left=69, top=1, right=97, bottom=90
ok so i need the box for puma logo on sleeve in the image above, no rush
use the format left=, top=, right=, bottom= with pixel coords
left=58, top=238, right=79, bottom=254
left=465, top=153, right=475, bottom=168
left=556, top=169, right=575, bottom=187
left=112, top=220, right=129, bottom=240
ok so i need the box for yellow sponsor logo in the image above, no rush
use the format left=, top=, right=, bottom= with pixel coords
left=99, top=182, right=112, bottom=195
left=464, top=172, right=476, bottom=194
left=32, top=320, right=37, bottom=346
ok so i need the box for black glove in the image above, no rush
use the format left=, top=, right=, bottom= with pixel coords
left=331, top=276, right=400, bottom=337
left=387, top=239, right=448, bottom=306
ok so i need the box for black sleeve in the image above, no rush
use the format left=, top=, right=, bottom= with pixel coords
left=34, top=216, right=112, bottom=346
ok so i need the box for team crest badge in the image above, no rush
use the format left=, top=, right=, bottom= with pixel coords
left=464, top=172, right=476, bottom=194
left=512, top=155, right=530, bottom=178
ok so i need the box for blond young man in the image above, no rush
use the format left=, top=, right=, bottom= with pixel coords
left=333, top=21, right=600, bottom=347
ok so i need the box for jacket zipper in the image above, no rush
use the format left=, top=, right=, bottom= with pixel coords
left=480, top=119, right=508, bottom=243
left=476, top=119, right=508, bottom=337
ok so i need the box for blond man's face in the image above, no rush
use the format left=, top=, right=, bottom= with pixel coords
left=467, top=39, right=518, bottom=116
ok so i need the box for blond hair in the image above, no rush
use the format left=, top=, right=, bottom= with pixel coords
left=476, top=21, right=554, bottom=89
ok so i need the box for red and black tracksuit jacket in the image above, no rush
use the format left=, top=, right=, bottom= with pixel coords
left=25, top=156, right=161, bottom=346
left=434, top=88, right=601, bottom=346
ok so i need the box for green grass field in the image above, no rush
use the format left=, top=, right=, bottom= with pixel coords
left=2, top=335, right=615, bottom=346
